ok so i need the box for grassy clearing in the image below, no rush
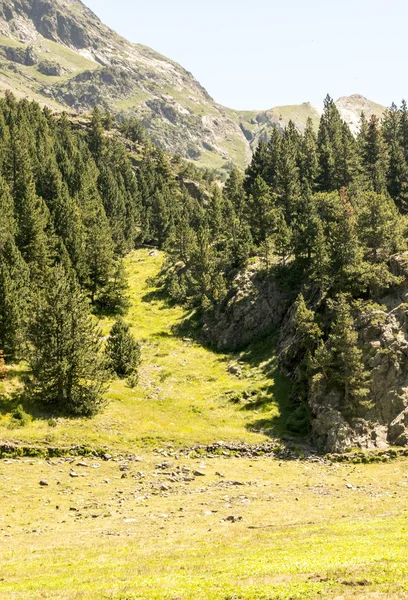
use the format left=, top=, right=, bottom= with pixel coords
left=0, top=249, right=289, bottom=451
left=1, top=250, right=408, bottom=599
left=1, top=454, right=408, bottom=599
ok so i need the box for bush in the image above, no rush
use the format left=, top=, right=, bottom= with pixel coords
left=105, top=318, right=141, bottom=378
left=286, top=404, right=309, bottom=434
left=9, top=404, right=32, bottom=428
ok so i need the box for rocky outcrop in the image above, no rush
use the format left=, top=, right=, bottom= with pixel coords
left=0, top=43, right=36, bottom=64
left=202, top=264, right=293, bottom=350
left=38, top=59, right=65, bottom=76
left=280, top=297, right=408, bottom=453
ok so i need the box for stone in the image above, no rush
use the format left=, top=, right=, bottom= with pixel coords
left=193, top=470, right=206, bottom=477
left=69, top=471, right=79, bottom=478
left=39, top=480, right=49, bottom=487
left=227, top=364, right=242, bottom=376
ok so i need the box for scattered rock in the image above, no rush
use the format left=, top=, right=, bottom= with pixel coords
left=39, top=480, right=49, bottom=487
left=227, top=364, right=242, bottom=377
left=193, top=470, right=206, bottom=477
left=224, top=515, right=243, bottom=523
left=69, top=471, right=79, bottom=478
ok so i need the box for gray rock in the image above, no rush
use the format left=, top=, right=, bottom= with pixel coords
left=201, top=263, right=292, bottom=350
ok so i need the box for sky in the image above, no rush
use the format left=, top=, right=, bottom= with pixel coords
left=83, top=0, right=407, bottom=111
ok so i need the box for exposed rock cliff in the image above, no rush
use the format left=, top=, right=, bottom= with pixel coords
left=204, top=256, right=408, bottom=453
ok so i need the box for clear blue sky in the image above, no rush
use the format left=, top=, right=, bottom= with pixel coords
left=84, top=0, right=407, bottom=110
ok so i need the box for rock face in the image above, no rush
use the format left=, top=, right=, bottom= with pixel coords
left=38, top=59, right=65, bottom=76
left=202, top=263, right=293, bottom=350
left=0, top=0, right=386, bottom=170
left=305, top=304, right=408, bottom=453
left=205, top=254, right=408, bottom=452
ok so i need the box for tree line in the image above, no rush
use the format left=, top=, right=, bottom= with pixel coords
left=3, top=92, right=408, bottom=424
left=0, top=94, right=200, bottom=415
left=161, top=95, right=408, bottom=426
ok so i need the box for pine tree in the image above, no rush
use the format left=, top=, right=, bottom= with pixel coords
left=9, top=127, right=50, bottom=280
left=278, top=126, right=301, bottom=220
left=98, top=259, right=130, bottom=315
left=299, top=118, right=318, bottom=189
left=294, top=294, right=322, bottom=353
left=274, top=211, right=292, bottom=265
left=360, top=115, right=388, bottom=193
left=399, top=100, right=408, bottom=161
left=315, top=295, right=370, bottom=413
left=105, top=317, right=141, bottom=378
left=248, top=175, right=277, bottom=244
left=224, top=168, right=247, bottom=223
left=28, top=264, right=108, bottom=416
left=244, top=139, right=270, bottom=192
left=0, top=239, right=30, bottom=361
left=309, top=218, right=330, bottom=290
left=265, top=126, right=282, bottom=189
left=317, top=95, right=344, bottom=191
left=358, top=192, right=403, bottom=260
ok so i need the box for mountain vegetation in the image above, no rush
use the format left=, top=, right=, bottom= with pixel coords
left=0, top=0, right=385, bottom=172
left=2, top=86, right=408, bottom=452
left=0, top=92, right=215, bottom=415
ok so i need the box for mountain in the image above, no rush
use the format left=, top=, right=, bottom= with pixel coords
left=0, top=0, right=386, bottom=170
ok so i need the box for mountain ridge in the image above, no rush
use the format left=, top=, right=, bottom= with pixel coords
left=0, top=0, right=386, bottom=170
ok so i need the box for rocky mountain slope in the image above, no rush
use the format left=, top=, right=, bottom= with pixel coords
left=0, top=0, right=386, bottom=170
left=203, top=255, right=408, bottom=454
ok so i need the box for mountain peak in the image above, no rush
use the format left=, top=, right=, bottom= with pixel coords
left=0, top=1, right=388, bottom=170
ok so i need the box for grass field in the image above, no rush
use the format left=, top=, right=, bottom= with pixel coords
left=1, top=250, right=408, bottom=599
left=0, top=249, right=290, bottom=451
left=1, top=454, right=408, bottom=599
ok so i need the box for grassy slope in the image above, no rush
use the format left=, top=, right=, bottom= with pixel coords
left=0, top=249, right=290, bottom=451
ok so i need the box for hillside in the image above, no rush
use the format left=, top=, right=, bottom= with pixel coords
left=0, top=0, right=386, bottom=170
left=0, top=250, right=290, bottom=450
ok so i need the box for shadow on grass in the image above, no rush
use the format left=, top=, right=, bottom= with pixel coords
left=170, top=309, right=299, bottom=441
left=0, top=368, right=85, bottom=424
left=141, top=287, right=175, bottom=307
left=237, top=334, right=302, bottom=440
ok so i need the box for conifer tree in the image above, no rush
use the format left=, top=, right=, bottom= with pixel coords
left=28, top=264, right=108, bottom=416
left=264, top=126, right=282, bottom=189
left=278, top=127, right=301, bottom=220
left=360, top=115, right=388, bottom=193
left=299, top=118, right=318, bottom=189
left=224, top=168, right=247, bottom=223
left=0, top=239, right=30, bottom=361
left=248, top=175, right=277, bottom=244
left=294, top=294, right=322, bottom=353
left=317, top=95, right=344, bottom=191
left=309, top=218, right=331, bottom=290
left=244, top=139, right=270, bottom=192
left=358, top=192, right=403, bottom=260
left=399, top=99, right=408, bottom=161
left=9, top=127, right=50, bottom=279
left=314, top=295, right=370, bottom=413
left=105, top=317, right=141, bottom=378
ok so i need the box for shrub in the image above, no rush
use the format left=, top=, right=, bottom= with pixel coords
left=105, top=318, right=141, bottom=379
